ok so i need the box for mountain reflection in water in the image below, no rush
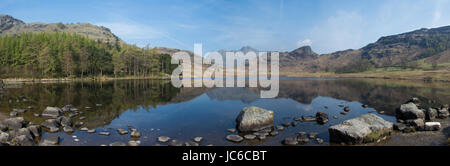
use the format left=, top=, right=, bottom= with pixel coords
left=0, top=78, right=449, bottom=146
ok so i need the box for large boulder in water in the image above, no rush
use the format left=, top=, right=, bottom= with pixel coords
left=329, top=114, right=393, bottom=144
left=236, top=106, right=274, bottom=132
left=396, top=103, right=425, bottom=120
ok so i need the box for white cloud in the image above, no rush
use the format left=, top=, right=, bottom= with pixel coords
left=297, top=39, right=312, bottom=47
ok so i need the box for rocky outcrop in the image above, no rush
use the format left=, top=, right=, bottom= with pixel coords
left=329, top=114, right=393, bottom=144
left=396, top=103, right=425, bottom=120
left=42, top=107, right=62, bottom=118
left=236, top=106, right=274, bottom=132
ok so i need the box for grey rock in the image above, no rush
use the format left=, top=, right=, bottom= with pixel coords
left=270, top=131, right=279, bottom=136
left=9, top=111, right=18, bottom=117
left=79, top=116, right=86, bottom=120
left=437, top=108, right=449, bottom=118
left=40, top=136, right=59, bottom=146
left=283, top=137, right=298, bottom=146
left=41, top=119, right=59, bottom=129
left=0, top=123, right=7, bottom=132
left=49, top=127, right=59, bottom=133
left=63, top=126, right=74, bottom=133
left=257, top=135, right=266, bottom=140
left=0, top=132, right=10, bottom=142
left=276, top=126, right=285, bottom=131
left=227, top=128, right=237, bottom=133
left=193, top=137, right=203, bottom=143
left=158, top=136, right=171, bottom=143
left=26, top=126, right=41, bottom=138
left=110, top=142, right=126, bottom=146
left=236, top=106, right=274, bottom=132
left=316, top=112, right=329, bottom=124
left=424, top=122, right=441, bottom=131
left=33, top=113, right=40, bottom=117
left=396, top=103, right=425, bottom=120
left=17, top=128, right=34, bottom=139
left=282, top=122, right=290, bottom=127
left=344, top=106, right=351, bottom=112
left=302, top=115, right=316, bottom=122
left=316, top=138, right=324, bottom=144
left=226, top=135, right=244, bottom=143
left=117, top=128, right=129, bottom=135
left=406, top=119, right=425, bottom=130
left=128, top=140, right=140, bottom=146
left=87, top=129, right=96, bottom=133
left=57, top=116, right=73, bottom=127
left=42, top=107, right=62, bottom=118
left=244, top=134, right=256, bottom=140
left=185, top=141, right=199, bottom=146
left=340, top=112, right=348, bottom=115
left=293, top=117, right=302, bottom=121
left=131, top=130, right=141, bottom=138
left=74, top=121, right=84, bottom=127
left=99, top=132, right=110, bottom=136
left=393, top=123, right=407, bottom=131
left=169, top=140, right=183, bottom=146
left=426, top=108, right=438, bottom=120
left=329, top=114, right=393, bottom=144
left=61, top=104, right=73, bottom=112
left=309, top=132, right=319, bottom=139
left=362, top=104, right=369, bottom=108
left=4, top=117, right=26, bottom=130
left=13, top=135, right=35, bottom=146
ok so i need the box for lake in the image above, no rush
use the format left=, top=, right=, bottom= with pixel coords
left=1, top=78, right=449, bottom=146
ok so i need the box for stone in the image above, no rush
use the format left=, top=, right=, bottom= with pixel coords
left=96, top=104, right=102, bottom=107
left=61, top=105, right=73, bottom=112
left=283, top=137, right=298, bottom=146
left=236, top=106, right=274, bottom=132
left=291, top=122, right=297, bottom=127
left=49, top=127, right=59, bottom=133
left=282, top=122, right=290, bottom=127
left=13, top=135, right=35, bottom=146
left=344, top=106, right=351, bottom=112
left=406, top=119, right=425, bottom=130
left=270, top=131, right=279, bottom=136
left=437, top=108, right=449, bottom=118
left=244, top=134, right=256, bottom=140
left=158, top=136, right=171, bottom=143
left=13, top=109, right=27, bottom=113
left=333, top=116, right=339, bottom=119
left=328, top=114, right=393, bottom=144
left=425, top=108, right=438, bottom=120
left=257, top=135, right=266, bottom=140
left=63, top=126, right=74, bottom=133
left=0, top=124, right=7, bottom=132
left=340, top=112, right=348, bottom=115
left=117, top=128, right=129, bottom=135
left=41, top=119, right=59, bottom=129
left=302, top=115, right=316, bottom=122
left=40, top=136, right=59, bottom=146
left=293, top=117, right=302, bottom=121
left=4, top=117, right=26, bottom=130
left=309, top=132, right=319, bottom=139
left=0, top=132, right=10, bottom=142
left=185, top=141, right=199, bottom=146
left=42, top=107, right=62, bottom=118
left=99, top=132, right=110, bottom=136
left=396, top=103, right=425, bottom=120
left=193, top=137, right=203, bottom=143
left=316, top=138, right=324, bottom=144
left=227, top=128, right=237, bottom=133
left=33, top=113, right=40, bottom=117
left=316, top=112, right=329, bottom=124
left=88, top=129, right=96, bottom=133
left=424, top=122, right=441, bottom=131
left=362, top=104, right=369, bottom=108
left=393, top=123, right=407, bottom=131
left=79, top=116, right=86, bottom=120
left=128, top=140, right=140, bottom=146
left=17, top=128, right=33, bottom=140
left=169, top=140, right=183, bottom=146
left=110, top=142, right=127, bottom=146
left=10, top=111, right=18, bottom=117
left=276, top=126, right=285, bottom=131
left=226, top=135, right=244, bottom=143
left=57, top=116, right=73, bottom=127
left=131, top=130, right=141, bottom=138
left=74, top=121, right=84, bottom=127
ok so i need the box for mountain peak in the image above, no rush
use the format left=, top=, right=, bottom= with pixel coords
left=0, top=14, right=25, bottom=33
left=239, top=46, right=258, bottom=53
left=288, top=46, right=318, bottom=59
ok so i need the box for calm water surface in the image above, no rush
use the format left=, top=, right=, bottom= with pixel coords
left=1, top=78, right=449, bottom=146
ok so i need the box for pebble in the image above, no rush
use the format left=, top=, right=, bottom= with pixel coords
left=276, top=126, right=285, bottom=131
left=88, top=129, right=96, bottom=133
left=283, top=137, right=298, bottom=146
left=227, top=128, right=237, bottom=133
left=244, top=134, right=256, bottom=140
left=131, top=130, right=141, bottom=138
left=270, top=131, right=279, bottom=136
left=309, top=132, right=318, bottom=139
left=128, top=140, right=141, bottom=146
left=169, top=140, right=183, bottom=146
left=185, top=141, right=199, bottom=146
left=99, top=132, right=110, bottom=136
left=117, top=128, right=129, bottom=135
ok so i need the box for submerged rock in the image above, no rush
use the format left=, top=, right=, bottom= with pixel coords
left=396, top=103, right=425, bottom=120
left=169, top=140, right=183, bottom=146
left=193, top=137, right=203, bottom=143
left=117, top=128, right=129, bottom=135
left=13, top=135, right=34, bottom=146
left=42, top=107, right=62, bottom=118
left=244, top=134, right=256, bottom=140
left=185, top=141, right=199, bottom=146
left=110, top=142, right=127, bottom=146
left=128, top=140, right=141, bottom=146
left=40, top=136, right=59, bottom=146
left=328, top=114, right=393, bottom=144
left=344, top=106, right=351, bottom=112
left=302, top=115, right=316, bottom=122
left=236, top=106, right=274, bottom=132
left=282, top=137, right=298, bottom=146
left=226, top=135, right=244, bottom=143
left=316, top=112, right=329, bottom=124
left=131, top=130, right=141, bottom=138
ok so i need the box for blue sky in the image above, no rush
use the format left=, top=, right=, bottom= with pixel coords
left=1, top=0, right=450, bottom=54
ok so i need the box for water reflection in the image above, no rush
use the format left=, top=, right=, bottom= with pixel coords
left=0, top=78, right=448, bottom=146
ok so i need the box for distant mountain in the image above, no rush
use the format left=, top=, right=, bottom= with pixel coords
left=281, top=26, right=450, bottom=73
left=0, top=14, right=121, bottom=44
